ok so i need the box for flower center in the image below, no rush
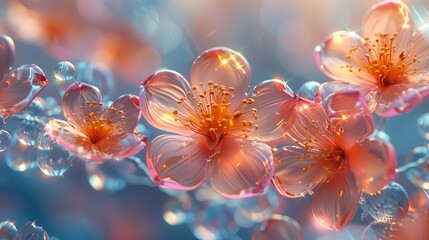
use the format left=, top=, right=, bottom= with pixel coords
left=80, top=101, right=126, bottom=144
left=343, top=32, right=419, bottom=88
left=173, top=81, right=258, bottom=144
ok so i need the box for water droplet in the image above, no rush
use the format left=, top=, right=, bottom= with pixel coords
left=0, top=220, right=18, bottom=240
left=37, top=144, right=72, bottom=177
left=54, top=61, right=76, bottom=82
left=36, top=132, right=56, bottom=151
left=163, top=194, right=193, bottom=226
left=417, top=113, right=429, bottom=140
left=85, top=161, right=128, bottom=192
left=16, top=120, right=44, bottom=146
left=0, top=130, right=11, bottom=152
left=251, top=214, right=303, bottom=240
left=5, top=137, right=38, bottom=171
left=361, top=222, right=391, bottom=240
left=19, top=222, right=49, bottom=240
left=360, top=182, right=409, bottom=223
left=297, top=81, right=321, bottom=101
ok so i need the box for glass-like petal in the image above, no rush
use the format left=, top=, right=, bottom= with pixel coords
left=411, top=23, right=429, bottom=71
left=146, top=134, right=208, bottom=190
left=327, top=91, right=375, bottom=148
left=210, top=138, right=273, bottom=198
left=190, top=47, right=251, bottom=102
left=0, top=64, right=48, bottom=118
left=375, top=81, right=429, bottom=117
left=272, top=145, right=328, bottom=198
left=314, top=31, right=375, bottom=85
left=139, top=70, right=194, bottom=136
left=362, top=0, right=414, bottom=56
left=62, top=82, right=102, bottom=133
left=105, top=94, right=141, bottom=134
left=348, top=138, right=397, bottom=194
left=0, top=34, right=15, bottom=77
left=316, top=81, right=377, bottom=113
left=312, top=171, right=361, bottom=231
left=94, top=132, right=147, bottom=160
left=243, top=79, right=297, bottom=142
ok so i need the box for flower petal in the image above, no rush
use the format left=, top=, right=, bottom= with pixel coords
left=312, top=171, right=361, bottom=231
left=272, top=145, right=328, bottom=198
left=210, top=138, right=273, bottom=198
left=0, top=64, right=48, bottom=118
left=146, top=134, right=208, bottom=190
left=190, top=47, right=251, bottom=100
left=95, top=132, right=147, bottom=160
left=326, top=91, right=375, bottom=148
left=362, top=0, right=414, bottom=54
left=139, top=70, right=194, bottom=136
left=105, top=94, right=141, bottom=134
left=314, top=31, right=375, bottom=85
left=62, top=82, right=102, bottom=132
left=411, top=23, right=429, bottom=71
left=348, top=138, right=397, bottom=194
left=0, top=34, right=15, bottom=77
left=375, top=81, right=429, bottom=117
left=244, top=79, right=298, bottom=142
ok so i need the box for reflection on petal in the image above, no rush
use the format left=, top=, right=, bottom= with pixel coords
left=139, top=70, right=194, bottom=136
left=251, top=214, right=304, bottom=240
left=348, top=138, right=397, bottom=194
left=312, top=171, right=361, bottom=231
left=106, top=94, right=141, bottom=134
left=211, top=138, right=273, bottom=198
left=190, top=47, right=251, bottom=99
left=0, top=34, right=15, bottom=76
left=146, top=134, right=208, bottom=190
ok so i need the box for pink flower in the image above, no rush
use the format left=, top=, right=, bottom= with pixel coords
left=0, top=34, right=48, bottom=121
left=314, top=0, right=429, bottom=117
left=272, top=90, right=397, bottom=231
left=44, top=83, right=147, bottom=162
left=139, top=47, right=297, bottom=198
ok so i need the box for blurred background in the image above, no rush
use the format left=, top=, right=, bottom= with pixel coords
left=1, top=0, right=429, bottom=239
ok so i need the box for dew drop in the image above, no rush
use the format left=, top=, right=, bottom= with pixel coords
left=0, top=130, right=11, bottom=152
left=19, top=222, right=49, bottom=240
left=16, top=120, right=44, bottom=146
left=37, top=144, right=72, bottom=177
left=360, top=182, right=409, bottom=224
left=54, top=61, right=76, bottom=82
left=251, top=214, right=303, bottom=240
left=5, top=137, right=38, bottom=171
left=297, top=81, right=321, bottom=101
left=0, top=220, right=18, bottom=240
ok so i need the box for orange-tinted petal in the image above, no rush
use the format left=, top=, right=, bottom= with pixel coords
left=190, top=47, right=251, bottom=104
left=62, top=82, right=102, bottom=132
left=362, top=0, right=414, bottom=56
left=251, top=215, right=304, bottom=240
left=105, top=94, right=141, bottom=134
left=146, top=134, right=208, bottom=190
left=327, top=91, right=375, bottom=148
left=312, top=171, right=361, bottom=231
left=314, top=31, right=375, bottom=85
left=0, top=64, right=48, bottom=118
left=348, top=138, right=397, bottom=194
left=272, top=145, right=328, bottom=198
left=139, top=70, right=194, bottom=136
left=210, top=138, right=273, bottom=198
left=95, top=132, right=147, bottom=160
left=0, top=34, right=15, bottom=77
left=244, top=79, right=297, bottom=142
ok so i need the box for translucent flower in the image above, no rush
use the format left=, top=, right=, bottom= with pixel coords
left=44, top=83, right=147, bottom=162
left=0, top=34, right=48, bottom=121
left=272, top=90, right=397, bottom=231
left=314, top=0, right=429, bottom=117
left=140, top=47, right=297, bottom=198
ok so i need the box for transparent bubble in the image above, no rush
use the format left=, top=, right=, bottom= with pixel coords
left=16, top=120, right=44, bottom=146
left=54, top=61, right=76, bottom=82
left=297, top=81, right=321, bottom=101
left=6, top=137, right=38, bottom=172
left=251, top=214, right=303, bottom=240
left=36, top=132, right=56, bottom=151
left=75, top=62, right=114, bottom=101
left=361, top=222, right=391, bottom=240
left=0, top=130, right=11, bottom=152
left=360, top=182, right=409, bottom=223
left=163, top=194, right=193, bottom=226
left=417, top=113, right=429, bottom=140
left=19, top=222, right=49, bottom=240
left=370, top=130, right=391, bottom=142
left=0, top=220, right=18, bottom=240
left=0, top=115, right=5, bottom=128
left=21, top=97, right=45, bottom=120
left=85, top=161, right=127, bottom=192
left=37, top=144, right=72, bottom=177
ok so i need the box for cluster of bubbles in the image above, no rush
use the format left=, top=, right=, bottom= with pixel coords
left=0, top=221, right=57, bottom=240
